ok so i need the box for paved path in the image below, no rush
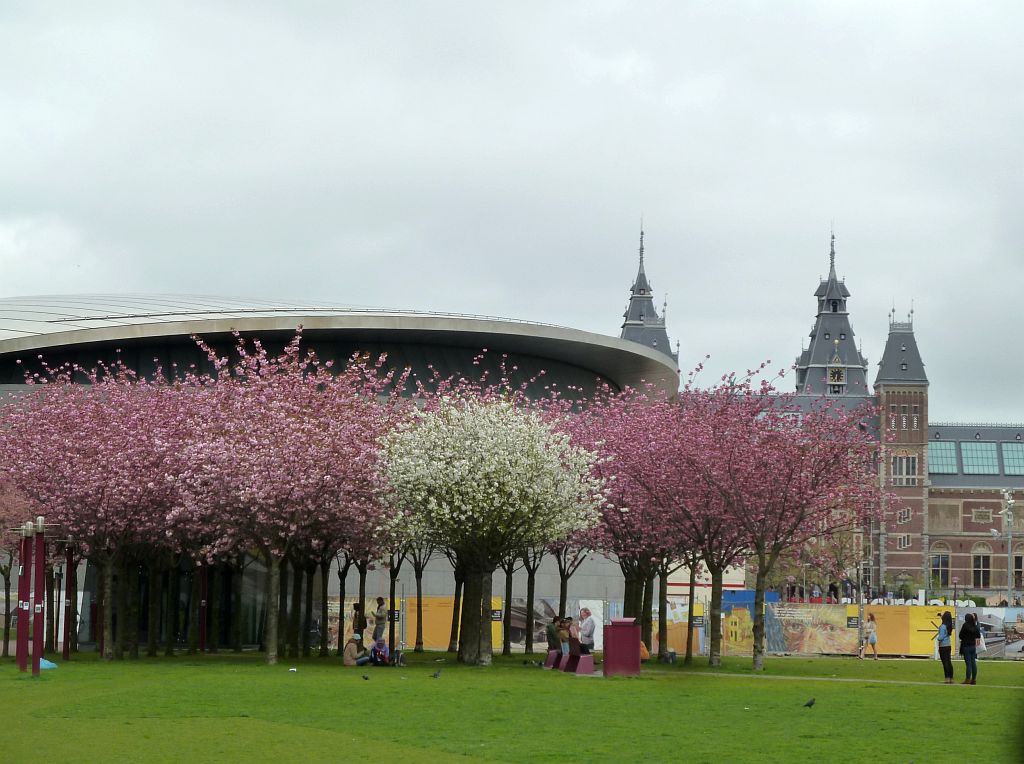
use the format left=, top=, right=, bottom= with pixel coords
left=678, top=670, right=1024, bottom=691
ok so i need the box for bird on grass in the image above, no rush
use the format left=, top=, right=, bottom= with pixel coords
left=431, top=669, right=442, bottom=679
left=803, top=698, right=815, bottom=708
left=362, top=674, right=370, bottom=681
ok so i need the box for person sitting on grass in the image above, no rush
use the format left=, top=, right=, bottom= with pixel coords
left=343, top=634, right=370, bottom=667
left=370, top=638, right=390, bottom=666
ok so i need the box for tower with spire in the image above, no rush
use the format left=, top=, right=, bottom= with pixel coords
left=793, top=234, right=870, bottom=396
left=620, top=228, right=679, bottom=364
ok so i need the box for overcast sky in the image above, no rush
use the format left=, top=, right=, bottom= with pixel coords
left=1, top=2, right=1021, bottom=422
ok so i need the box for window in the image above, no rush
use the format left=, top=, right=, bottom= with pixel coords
left=930, top=552, right=950, bottom=587
left=897, top=534, right=912, bottom=550
left=973, top=552, right=991, bottom=588
left=824, top=332, right=830, bottom=339
left=830, top=301, right=838, bottom=313
left=1003, top=442, right=1024, bottom=476
left=896, top=507, right=911, bottom=523
left=928, top=441, right=958, bottom=474
left=960, top=442, right=999, bottom=475
left=1015, top=553, right=1023, bottom=589
left=840, top=332, right=846, bottom=339
left=912, top=406, right=920, bottom=431
left=829, top=385, right=844, bottom=395
left=971, top=508, right=992, bottom=523
left=901, top=415, right=908, bottom=430
left=900, top=362, right=908, bottom=371
left=891, top=456, right=917, bottom=486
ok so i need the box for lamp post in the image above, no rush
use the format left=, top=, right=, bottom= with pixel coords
left=1002, top=490, right=1016, bottom=607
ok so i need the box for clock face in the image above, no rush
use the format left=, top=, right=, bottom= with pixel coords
left=829, top=367, right=844, bottom=383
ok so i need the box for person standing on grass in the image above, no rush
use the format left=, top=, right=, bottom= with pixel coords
left=959, top=612, right=981, bottom=685
left=578, top=608, right=596, bottom=655
left=545, top=615, right=560, bottom=652
left=860, top=613, right=878, bottom=659
left=935, top=611, right=954, bottom=684
left=372, top=597, right=387, bottom=642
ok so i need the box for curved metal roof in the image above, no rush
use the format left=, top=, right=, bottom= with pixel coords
left=0, top=294, right=680, bottom=394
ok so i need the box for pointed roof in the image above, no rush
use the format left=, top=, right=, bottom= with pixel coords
left=875, top=311, right=928, bottom=386
left=620, top=228, right=677, bottom=364
left=793, top=235, right=870, bottom=396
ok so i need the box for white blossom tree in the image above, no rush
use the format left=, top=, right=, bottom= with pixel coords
left=378, top=396, right=606, bottom=666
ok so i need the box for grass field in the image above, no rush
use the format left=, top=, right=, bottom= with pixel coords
left=5, top=651, right=1023, bottom=763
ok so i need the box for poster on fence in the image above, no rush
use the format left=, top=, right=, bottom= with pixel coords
left=765, top=603, right=858, bottom=655
left=954, top=607, right=1024, bottom=659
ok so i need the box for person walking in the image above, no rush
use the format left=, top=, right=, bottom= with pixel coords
left=578, top=608, right=596, bottom=655
left=935, top=611, right=954, bottom=683
left=959, top=612, right=981, bottom=685
left=860, top=613, right=878, bottom=659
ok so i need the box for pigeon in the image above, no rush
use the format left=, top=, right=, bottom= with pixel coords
left=431, top=669, right=442, bottom=679
left=362, top=674, right=370, bottom=681
left=803, top=698, right=815, bottom=708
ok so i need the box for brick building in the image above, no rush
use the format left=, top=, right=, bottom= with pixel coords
left=790, top=237, right=1023, bottom=603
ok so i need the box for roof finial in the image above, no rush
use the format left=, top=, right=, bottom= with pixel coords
left=639, top=218, right=645, bottom=268
left=829, top=225, right=836, bottom=272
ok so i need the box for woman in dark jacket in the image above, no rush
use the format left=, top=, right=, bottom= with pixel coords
left=958, top=612, right=981, bottom=685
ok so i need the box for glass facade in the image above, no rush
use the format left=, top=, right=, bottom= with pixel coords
left=1002, top=442, right=1024, bottom=476
left=927, top=441, right=958, bottom=474
left=960, top=442, right=999, bottom=475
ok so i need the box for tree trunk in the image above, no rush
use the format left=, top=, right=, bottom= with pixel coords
left=525, top=566, right=537, bottom=654
left=147, top=560, right=160, bottom=657
left=414, top=568, right=425, bottom=652
left=288, top=560, right=302, bottom=659
left=101, top=556, right=114, bottom=661
left=752, top=567, right=768, bottom=671
left=187, top=566, right=200, bottom=655
left=319, top=559, right=331, bottom=657
left=388, top=571, right=399, bottom=653
left=447, top=565, right=464, bottom=653
left=458, top=567, right=494, bottom=666
left=45, top=565, right=55, bottom=653
left=657, top=564, right=669, bottom=660
left=707, top=563, right=724, bottom=667
left=277, top=561, right=289, bottom=658
left=165, top=560, right=179, bottom=657
left=2, top=569, right=10, bottom=658
left=126, top=559, right=140, bottom=659
left=114, top=555, right=127, bottom=660
left=558, top=572, right=568, bottom=619
left=69, top=560, right=79, bottom=654
left=356, top=558, right=368, bottom=629
left=232, top=556, right=244, bottom=652
left=621, top=560, right=641, bottom=619
left=265, top=555, right=280, bottom=665
left=684, top=558, right=697, bottom=665
left=640, top=567, right=655, bottom=650
left=501, top=563, right=514, bottom=656
left=302, top=565, right=314, bottom=657
left=336, top=559, right=349, bottom=656
left=209, top=565, right=221, bottom=654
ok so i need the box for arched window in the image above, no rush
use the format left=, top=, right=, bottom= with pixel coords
left=971, top=543, right=992, bottom=589
left=831, top=300, right=838, bottom=312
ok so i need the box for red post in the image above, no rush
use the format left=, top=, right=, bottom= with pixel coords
left=198, top=563, right=208, bottom=652
left=16, top=525, right=33, bottom=673
left=63, top=545, right=74, bottom=661
left=32, top=519, right=46, bottom=677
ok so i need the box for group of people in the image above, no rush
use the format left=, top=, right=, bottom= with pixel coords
left=864, top=610, right=988, bottom=684
left=936, top=611, right=984, bottom=685
left=546, top=608, right=596, bottom=655
left=343, top=597, right=404, bottom=667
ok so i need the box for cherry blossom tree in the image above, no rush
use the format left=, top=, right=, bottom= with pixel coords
left=379, top=396, right=606, bottom=666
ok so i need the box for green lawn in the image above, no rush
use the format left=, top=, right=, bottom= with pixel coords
left=5, top=651, right=1023, bottom=763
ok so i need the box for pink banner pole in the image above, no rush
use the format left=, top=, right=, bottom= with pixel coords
left=16, top=524, right=33, bottom=673
left=32, top=517, right=46, bottom=677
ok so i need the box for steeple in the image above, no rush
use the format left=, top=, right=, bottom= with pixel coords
left=794, top=235, right=869, bottom=396
left=620, top=227, right=678, bottom=364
